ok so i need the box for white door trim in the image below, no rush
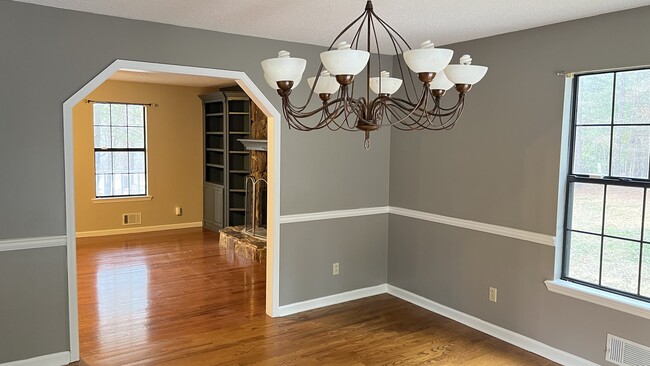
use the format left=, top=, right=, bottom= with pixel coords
left=62, top=59, right=282, bottom=362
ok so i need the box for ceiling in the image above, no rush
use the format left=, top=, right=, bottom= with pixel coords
left=109, top=70, right=236, bottom=88
left=13, top=0, right=650, bottom=51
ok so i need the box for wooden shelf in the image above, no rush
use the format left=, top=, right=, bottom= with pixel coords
left=204, top=181, right=224, bottom=188
left=202, top=90, right=252, bottom=227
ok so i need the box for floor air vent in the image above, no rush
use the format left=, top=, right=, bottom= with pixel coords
left=122, top=213, right=141, bottom=225
left=606, top=334, right=650, bottom=366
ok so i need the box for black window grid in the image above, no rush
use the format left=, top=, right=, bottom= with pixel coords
left=562, top=69, right=650, bottom=303
left=93, top=103, right=147, bottom=198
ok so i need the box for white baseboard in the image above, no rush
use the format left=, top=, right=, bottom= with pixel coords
left=386, top=285, right=599, bottom=366
left=0, top=236, right=67, bottom=252
left=1, top=351, right=70, bottom=366
left=277, top=284, right=387, bottom=316
left=277, top=284, right=596, bottom=364
left=76, top=221, right=203, bottom=238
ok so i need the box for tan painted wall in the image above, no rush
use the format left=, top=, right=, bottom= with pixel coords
left=73, top=80, right=209, bottom=233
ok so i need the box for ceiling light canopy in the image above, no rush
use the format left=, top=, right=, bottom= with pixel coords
left=261, top=0, right=487, bottom=149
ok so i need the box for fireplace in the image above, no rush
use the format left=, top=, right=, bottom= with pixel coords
left=244, top=175, right=267, bottom=239
left=238, top=131, right=268, bottom=239
left=218, top=104, right=268, bottom=262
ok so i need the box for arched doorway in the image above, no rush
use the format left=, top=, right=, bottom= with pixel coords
left=62, top=60, right=282, bottom=362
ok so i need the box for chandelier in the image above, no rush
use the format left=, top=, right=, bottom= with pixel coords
left=261, top=0, right=487, bottom=149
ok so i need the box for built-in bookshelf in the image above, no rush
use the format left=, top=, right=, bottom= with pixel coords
left=200, top=89, right=251, bottom=230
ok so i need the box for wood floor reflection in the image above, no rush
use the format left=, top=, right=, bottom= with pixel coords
left=73, top=228, right=557, bottom=365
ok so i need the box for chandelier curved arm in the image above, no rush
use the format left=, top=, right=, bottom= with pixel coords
left=377, top=92, right=466, bottom=130
left=368, top=86, right=429, bottom=127
left=371, top=9, right=420, bottom=104
left=385, top=103, right=460, bottom=131
left=416, top=97, right=464, bottom=130
left=422, top=97, right=466, bottom=130
left=280, top=88, right=361, bottom=131
left=282, top=94, right=345, bottom=121
left=324, top=94, right=358, bottom=130
left=387, top=105, right=437, bottom=130
left=427, top=90, right=466, bottom=112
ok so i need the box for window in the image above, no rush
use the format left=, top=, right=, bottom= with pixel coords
left=93, top=103, right=147, bottom=198
left=563, top=68, right=650, bottom=302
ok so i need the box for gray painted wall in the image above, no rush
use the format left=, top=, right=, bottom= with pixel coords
left=0, top=1, right=390, bottom=362
left=3, top=0, right=650, bottom=364
left=389, top=216, right=650, bottom=364
left=0, top=247, right=69, bottom=362
left=0, top=0, right=391, bottom=240
left=389, top=6, right=650, bottom=365
left=280, top=215, right=388, bottom=306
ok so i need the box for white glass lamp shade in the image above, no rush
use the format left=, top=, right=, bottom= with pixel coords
left=320, top=41, right=370, bottom=76
left=261, top=50, right=307, bottom=87
left=403, top=40, right=453, bottom=73
left=369, top=71, right=402, bottom=95
left=445, top=54, right=488, bottom=85
left=428, top=70, right=454, bottom=91
left=307, top=71, right=340, bottom=95
left=265, top=73, right=301, bottom=90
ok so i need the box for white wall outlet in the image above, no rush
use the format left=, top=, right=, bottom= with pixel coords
left=175, top=205, right=182, bottom=216
left=333, top=262, right=340, bottom=275
left=489, top=287, right=498, bottom=302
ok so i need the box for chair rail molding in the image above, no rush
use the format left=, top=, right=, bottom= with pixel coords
left=279, top=206, right=555, bottom=247
left=0, top=236, right=67, bottom=252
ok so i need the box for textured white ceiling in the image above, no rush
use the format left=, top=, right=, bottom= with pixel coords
left=109, top=70, right=235, bottom=88
left=12, top=0, right=650, bottom=50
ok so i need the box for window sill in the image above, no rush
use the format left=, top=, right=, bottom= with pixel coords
left=545, top=279, right=650, bottom=320
left=92, top=196, right=153, bottom=204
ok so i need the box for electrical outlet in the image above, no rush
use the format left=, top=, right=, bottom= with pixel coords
left=489, top=287, right=498, bottom=302
left=333, top=262, right=340, bottom=275
left=175, top=205, right=182, bottom=216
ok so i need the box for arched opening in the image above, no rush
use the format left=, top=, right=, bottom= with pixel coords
left=62, top=60, right=282, bottom=362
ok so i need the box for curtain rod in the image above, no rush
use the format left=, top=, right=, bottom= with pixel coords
left=84, top=99, right=158, bottom=107
left=556, top=72, right=574, bottom=78
left=556, top=64, right=650, bottom=78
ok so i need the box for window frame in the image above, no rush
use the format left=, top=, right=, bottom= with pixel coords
left=92, top=102, right=148, bottom=199
left=562, top=68, right=650, bottom=303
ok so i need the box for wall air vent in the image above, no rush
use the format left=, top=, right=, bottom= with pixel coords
left=122, top=213, right=142, bottom=226
left=606, top=334, right=650, bottom=366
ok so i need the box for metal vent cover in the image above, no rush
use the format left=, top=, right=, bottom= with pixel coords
left=606, top=334, right=650, bottom=366
left=122, top=212, right=142, bottom=226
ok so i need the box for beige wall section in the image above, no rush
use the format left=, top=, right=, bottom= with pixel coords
left=73, top=80, right=209, bottom=233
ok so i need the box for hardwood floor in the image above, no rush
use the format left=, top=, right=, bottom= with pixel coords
left=73, top=228, right=557, bottom=365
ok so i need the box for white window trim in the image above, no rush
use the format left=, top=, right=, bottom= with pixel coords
left=545, top=279, right=650, bottom=320
left=548, top=73, right=650, bottom=320
left=93, top=103, right=148, bottom=198
left=92, top=195, right=153, bottom=204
